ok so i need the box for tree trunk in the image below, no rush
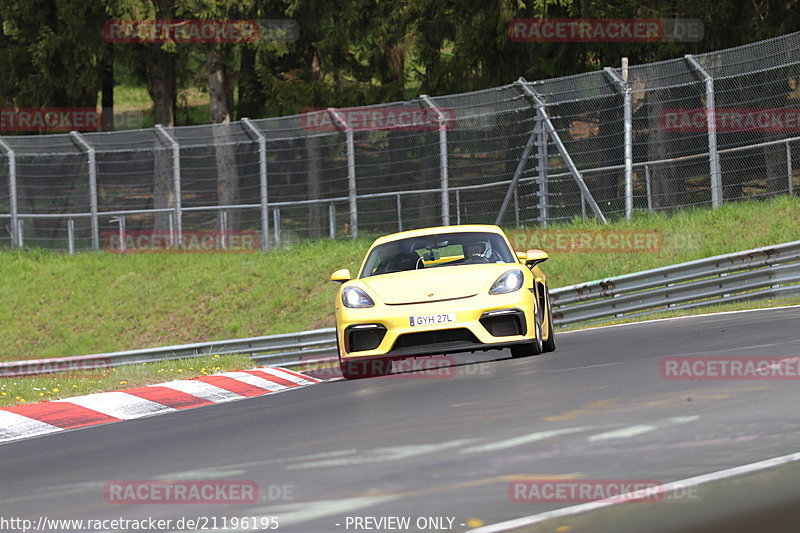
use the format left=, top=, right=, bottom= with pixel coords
left=207, top=47, right=239, bottom=232
left=145, top=44, right=177, bottom=232
left=647, top=87, right=680, bottom=212
left=101, top=41, right=114, bottom=131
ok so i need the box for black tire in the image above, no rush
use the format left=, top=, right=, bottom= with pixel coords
left=542, top=288, right=557, bottom=353
left=510, top=312, right=543, bottom=358
left=340, top=358, right=394, bottom=380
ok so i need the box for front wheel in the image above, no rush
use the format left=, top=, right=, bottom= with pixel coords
left=510, top=313, right=543, bottom=358
left=542, top=288, right=556, bottom=353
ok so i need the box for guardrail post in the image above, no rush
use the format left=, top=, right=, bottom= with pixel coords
left=604, top=66, right=633, bottom=221
left=69, top=132, right=100, bottom=250
left=155, top=125, right=182, bottom=245
left=516, top=78, right=607, bottom=224
left=241, top=118, right=269, bottom=250
left=67, top=218, right=75, bottom=255
left=421, top=95, right=451, bottom=226
left=327, top=108, right=358, bottom=238
left=0, top=138, right=19, bottom=247
left=686, top=55, right=722, bottom=208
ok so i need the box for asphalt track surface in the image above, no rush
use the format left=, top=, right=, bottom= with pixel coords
left=2, top=306, right=800, bottom=533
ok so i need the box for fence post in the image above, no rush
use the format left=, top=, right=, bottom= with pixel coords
left=328, top=202, right=336, bottom=239
left=536, top=112, right=549, bottom=227
left=69, top=131, right=99, bottom=250
left=516, top=78, right=607, bottom=224
left=0, top=138, right=18, bottom=247
left=273, top=208, right=281, bottom=247
left=110, top=216, right=126, bottom=253
left=686, top=55, right=722, bottom=208
left=67, top=218, right=75, bottom=255
left=455, top=189, right=461, bottom=225
left=241, top=118, right=269, bottom=250
left=327, top=108, right=358, bottom=238
left=604, top=66, right=633, bottom=221
left=787, top=141, right=794, bottom=196
left=396, top=194, right=403, bottom=231
left=494, top=99, right=539, bottom=226
left=155, top=125, right=182, bottom=245
left=421, top=95, right=451, bottom=226
left=645, top=164, right=653, bottom=213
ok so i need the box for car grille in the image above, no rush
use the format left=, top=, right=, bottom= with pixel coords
left=391, top=328, right=479, bottom=351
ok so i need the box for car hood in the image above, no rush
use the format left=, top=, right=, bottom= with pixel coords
left=360, top=263, right=520, bottom=305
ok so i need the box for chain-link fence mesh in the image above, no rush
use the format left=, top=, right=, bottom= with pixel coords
left=1, top=32, right=799, bottom=251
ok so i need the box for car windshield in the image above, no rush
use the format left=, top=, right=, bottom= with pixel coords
left=360, top=231, right=515, bottom=278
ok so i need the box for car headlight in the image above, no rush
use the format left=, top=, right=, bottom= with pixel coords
left=489, top=269, right=524, bottom=295
left=342, top=286, right=375, bottom=308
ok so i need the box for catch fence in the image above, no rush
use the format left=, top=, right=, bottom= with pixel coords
left=1, top=32, right=799, bottom=251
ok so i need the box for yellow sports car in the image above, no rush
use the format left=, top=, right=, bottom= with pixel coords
left=330, top=225, right=556, bottom=379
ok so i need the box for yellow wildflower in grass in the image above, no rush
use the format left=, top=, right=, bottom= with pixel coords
left=119, top=381, right=127, bottom=385
left=52, top=388, right=59, bottom=392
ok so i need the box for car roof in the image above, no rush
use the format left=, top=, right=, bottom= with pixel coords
left=370, top=225, right=505, bottom=247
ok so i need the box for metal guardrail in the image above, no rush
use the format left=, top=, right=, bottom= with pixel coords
left=2, top=240, right=799, bottom=377
left=550, top=239, right=800, bottom=325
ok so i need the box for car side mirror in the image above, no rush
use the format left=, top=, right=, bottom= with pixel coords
left=525, top=249, right=549, bottom=268
left=516, top=251, right=527, bottom=261
left=330, top=268, right=352, bottom=283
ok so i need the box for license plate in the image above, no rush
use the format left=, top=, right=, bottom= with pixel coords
left=410, top=313, right=456, bottom=327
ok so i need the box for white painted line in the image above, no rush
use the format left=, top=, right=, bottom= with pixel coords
left=0, top=411, right=63, bottom=441
left=467, top=442, right=800, bottom=532
left=56, top=392, right=175, bottom=420
left=220, top=371, right=289, bottom=392
left=151, top=379, right=244, bottom=403
left=562, top=304, right=800, bottom=335
left=587, top=416, right=699, bottom=442
left=255, top=367, right=318, bottom=386
left=587, top=424, right=657, bottom=441
left=287, top=439, right=476, bottom=469
left=461, top=427, right=591, bottom=454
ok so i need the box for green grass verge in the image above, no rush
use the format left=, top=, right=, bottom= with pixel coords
left=1, top=196, right=798, bottom=361
left=0, top=354, right=255, bottom=408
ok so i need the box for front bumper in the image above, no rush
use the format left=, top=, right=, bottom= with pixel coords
left=336, top=291, right=537, bottom=360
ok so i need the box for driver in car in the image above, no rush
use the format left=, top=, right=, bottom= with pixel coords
left=461, top=241, right=491, bottom=263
